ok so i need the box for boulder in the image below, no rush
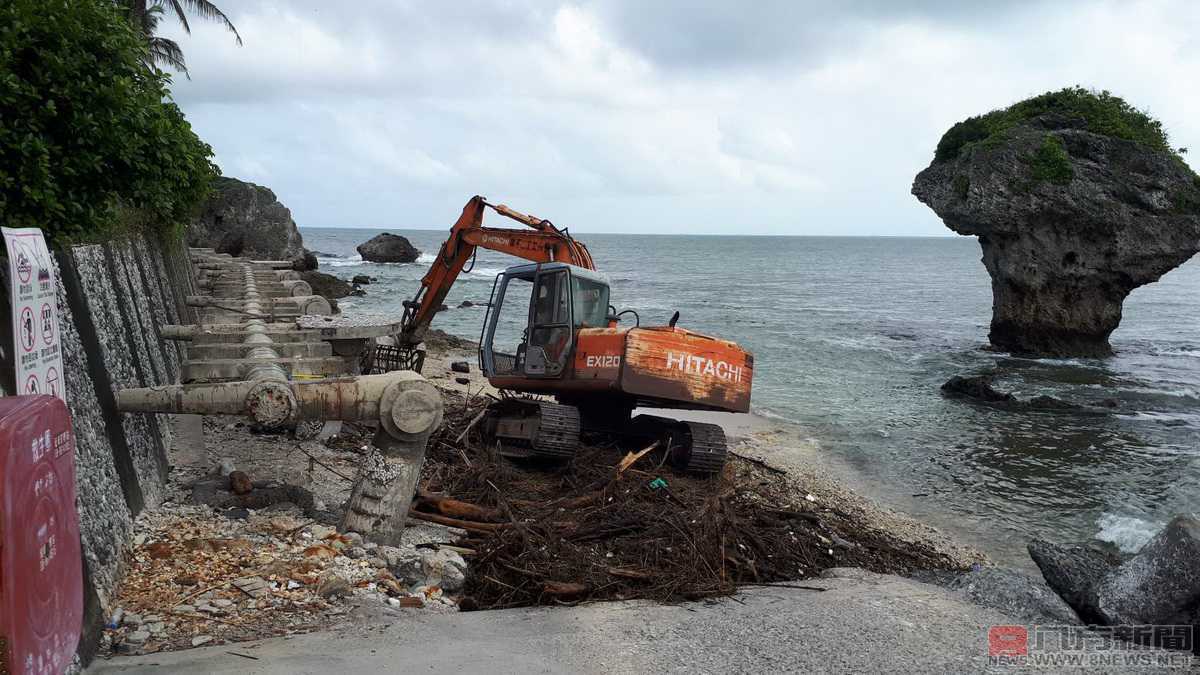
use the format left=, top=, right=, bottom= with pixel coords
left=351, top=274, right=374, bottom=285
left=188, top=176, right=315, bottom=269
left=293, top=250, right=318, bottom=272
left=357, top=233, right=420, bottom=263
left=299, top=271, right=353, bottom=300
left=1094, top=515, right=1200, bottom=631
left=941, top=374, right=1014, bottom=403
left=913, top=89, right=1200, bottom=357
left=422, top=329, right=477, bottom=352
left=1028, top=539, right=1120, bottom=623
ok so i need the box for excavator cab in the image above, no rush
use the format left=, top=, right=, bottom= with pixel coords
left=480, top=262, right=610, bottom=380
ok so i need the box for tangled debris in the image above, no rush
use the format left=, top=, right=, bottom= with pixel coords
left=409, top=391, right=967, bottom=610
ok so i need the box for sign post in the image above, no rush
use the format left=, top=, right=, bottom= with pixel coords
left=3, top=228, right=65, bottom=402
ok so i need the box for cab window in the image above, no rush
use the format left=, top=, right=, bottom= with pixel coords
left=571, top=276, right=609, bottom=328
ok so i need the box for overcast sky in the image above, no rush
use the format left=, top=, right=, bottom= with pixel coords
left=164, top=1, right=1200, bottom=235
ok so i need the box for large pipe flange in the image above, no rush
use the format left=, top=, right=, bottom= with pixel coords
left=291, top=295, right=332, bottom=316
left=378, top=374, right=443, bottom=441
left=244, top=380, right=297, bottom=427
left=281, top=280, right=313, bottom=297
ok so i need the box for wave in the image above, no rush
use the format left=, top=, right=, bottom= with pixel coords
left=417, top=252, right=436, bottom=264
left=1121, top=386, right=1200, bottom=401
left=323, top=255, right=364, bottom=267
left=1095, top=513, right=1161, bottom=553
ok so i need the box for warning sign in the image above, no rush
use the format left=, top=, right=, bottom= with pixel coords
left=3, top=228, right=65, bottom=403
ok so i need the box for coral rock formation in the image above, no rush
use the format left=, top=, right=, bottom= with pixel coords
left=913, top=90, right=1200, bottom=357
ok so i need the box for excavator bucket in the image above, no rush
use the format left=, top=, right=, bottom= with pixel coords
left=363, top=344, right=426, bottom=374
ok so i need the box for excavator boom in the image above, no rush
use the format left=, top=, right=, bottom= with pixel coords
left=398, top=195, right=594, bottom=346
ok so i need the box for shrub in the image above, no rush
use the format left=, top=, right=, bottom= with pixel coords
left=934, top=87, right=1176, bottom=163
left=0, top=0, right=217, bottom=246
left=1030, top=134, right=1073, bottom=184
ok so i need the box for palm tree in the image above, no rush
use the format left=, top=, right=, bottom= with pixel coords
left=123, top=0, right=242, bottom=77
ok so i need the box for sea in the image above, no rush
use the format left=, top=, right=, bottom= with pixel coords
left=303, top=227, right=1200, bottom=565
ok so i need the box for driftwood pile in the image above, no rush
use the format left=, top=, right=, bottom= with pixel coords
left=391, top=392, right=963, bottom=610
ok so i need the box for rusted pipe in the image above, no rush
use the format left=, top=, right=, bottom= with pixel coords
left=118, top=370, right=441, bottom=434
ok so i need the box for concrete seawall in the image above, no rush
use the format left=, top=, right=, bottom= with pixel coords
left=1, top=231, right=195, bottom=664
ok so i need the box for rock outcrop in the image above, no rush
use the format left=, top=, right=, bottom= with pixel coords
left=941, top=374, right=1014, bottom=403
left=1031, top=516, right=1200, bottom=650
left=913, top=89, right=1200, bottom=357
left=1028, top=539, right=1121, bottom=623
left=357, top=233, right=420, bottom=263
left=1094, top=515, right=1200, bottom=633
left=188, top=176, right=313, bottom=269
left=941, top=373, right=1087, bottom=411
left=299, top=271, right=353, bottom=300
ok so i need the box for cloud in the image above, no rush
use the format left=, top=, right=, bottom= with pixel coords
left=163, top=1, right=1200, bottom=235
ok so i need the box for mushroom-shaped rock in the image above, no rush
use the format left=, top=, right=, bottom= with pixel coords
left=356, top=233, right=421, bottom=263
left=913, top=88, right=1200, bottom=357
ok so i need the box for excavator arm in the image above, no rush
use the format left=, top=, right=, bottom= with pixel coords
left=397, top=195, right=595, bottom=347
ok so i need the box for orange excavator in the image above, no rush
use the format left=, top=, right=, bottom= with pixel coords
left=390, top=196, right=753, bottom=473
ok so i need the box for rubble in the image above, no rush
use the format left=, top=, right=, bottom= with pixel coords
left=103, top=504, right=463, bottom=657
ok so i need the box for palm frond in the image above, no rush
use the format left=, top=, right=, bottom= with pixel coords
left=148, top=36, right=189, bottom=78
left=177, top=0, right=242, bottom=45
left=162, top=0, right=192, bottom=36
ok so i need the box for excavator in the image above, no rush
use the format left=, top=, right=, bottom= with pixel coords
left=384, top=196, right=753, bottom=473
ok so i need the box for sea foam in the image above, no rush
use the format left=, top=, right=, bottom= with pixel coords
left=1096, top=513, right=1162, bottom=553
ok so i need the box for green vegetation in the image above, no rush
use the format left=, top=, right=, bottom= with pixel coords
left=934, top=87, right=1176, bottom=163
left=1030, top=134, right=1074, bottom=184
left=122, top=0, right=242, bottom=76
left=0, top=0, right=217, bottom=246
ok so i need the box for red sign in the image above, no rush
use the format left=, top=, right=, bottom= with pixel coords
left=0, top=395, right=82, bottom=674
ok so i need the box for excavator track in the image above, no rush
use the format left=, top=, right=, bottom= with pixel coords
left=675, top=421, right=728, bottom=474
left=529, top=401, right=582, bottom=459
left=630, top=415, right=728, bottom=475
left=488, top=399, right=581, bottom=460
